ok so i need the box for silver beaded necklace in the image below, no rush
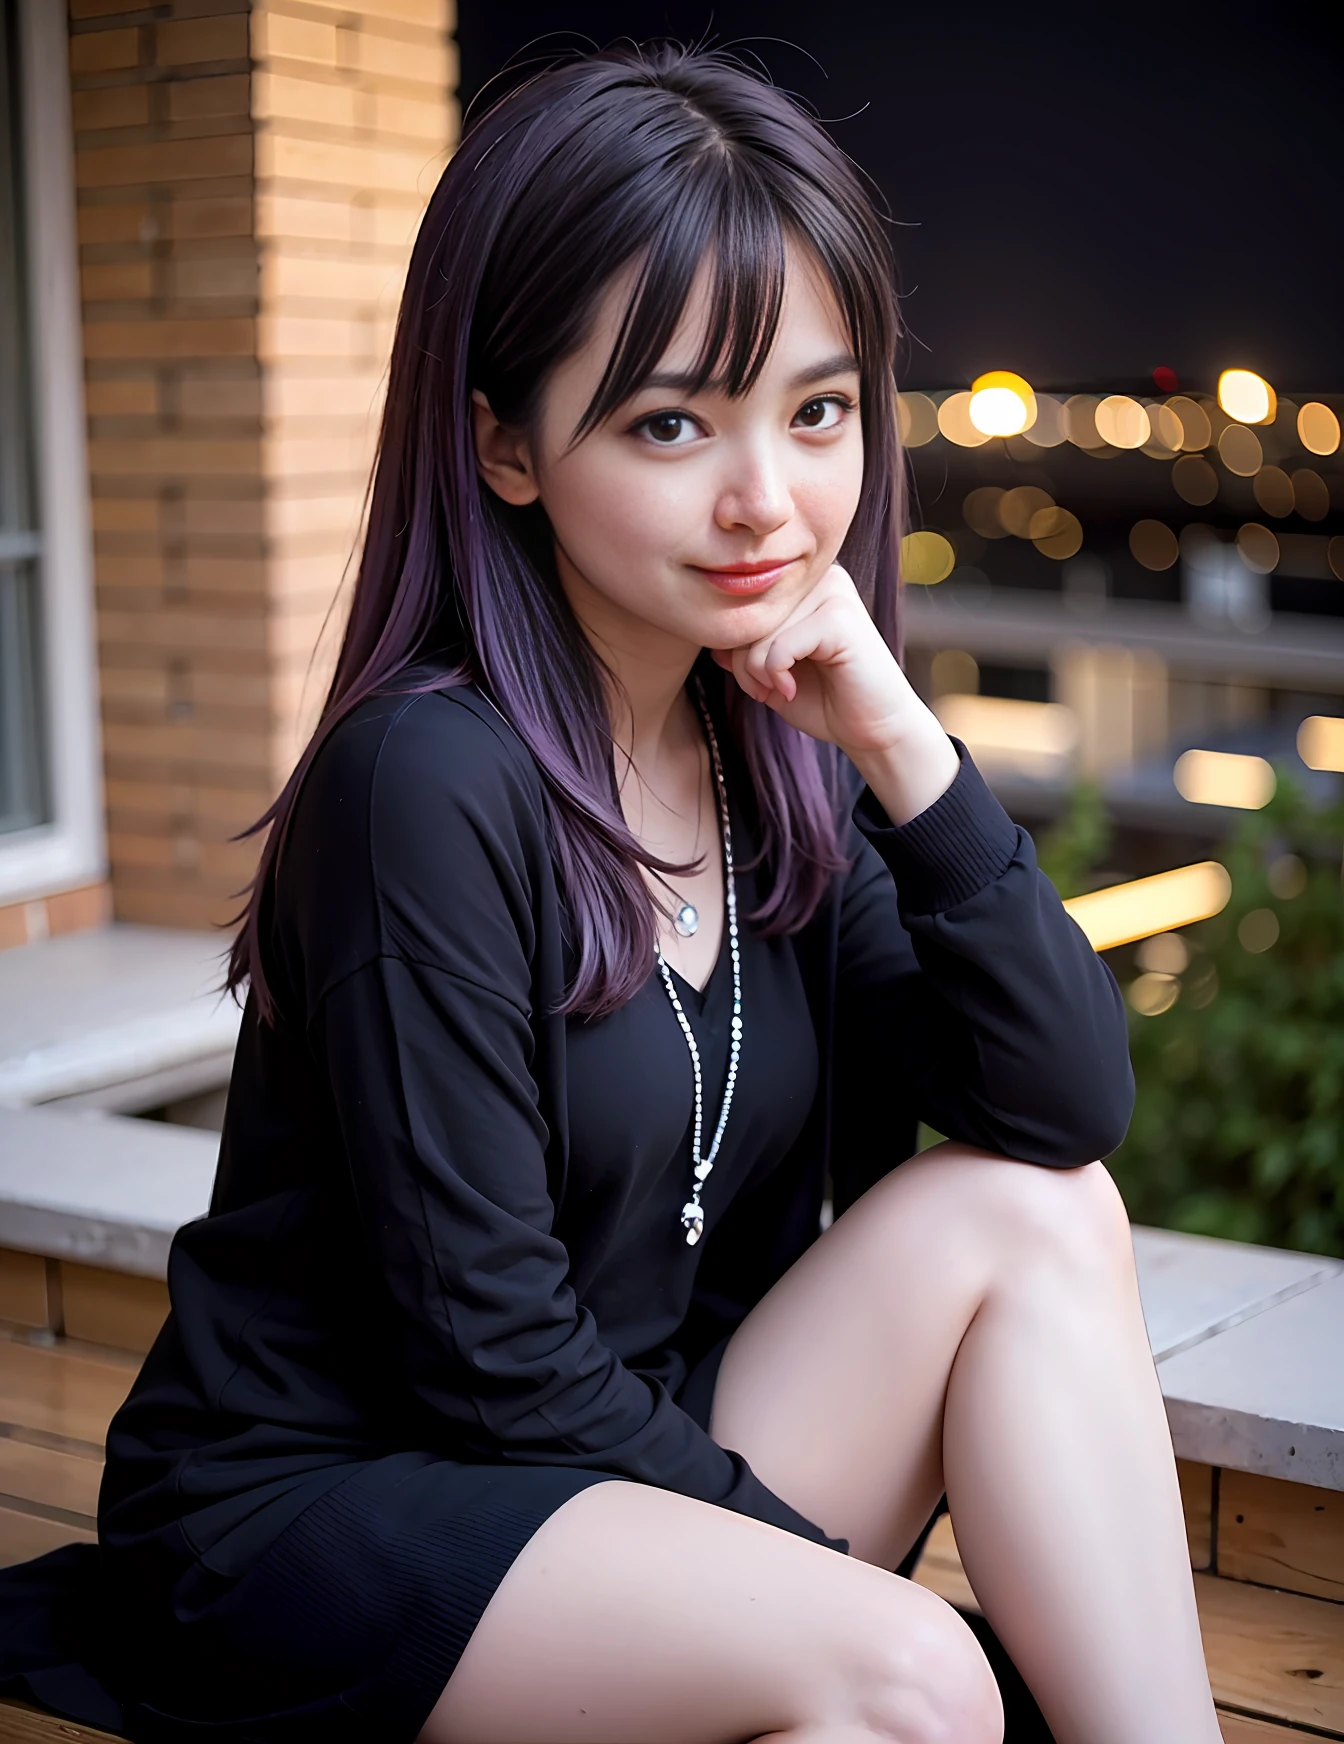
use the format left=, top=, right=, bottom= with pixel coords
left=654, top=682, right=741, bottom=1247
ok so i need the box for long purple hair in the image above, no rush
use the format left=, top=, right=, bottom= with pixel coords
left=228, top=40, right=905, bottom=1023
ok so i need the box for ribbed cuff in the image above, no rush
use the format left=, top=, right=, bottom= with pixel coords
left=853, top=740, right=1020, bottom=913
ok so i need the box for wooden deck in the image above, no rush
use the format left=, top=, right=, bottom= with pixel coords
left=914, top=1462, right=1344, bottom=1740
left=1, top=1304, right=1340, bottom=1743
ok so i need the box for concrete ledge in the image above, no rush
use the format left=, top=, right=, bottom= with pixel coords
left=0, top=1104, right=216, bottom=1278
left=0, top=1101, right=1340, bottom=1492
left=0, top=924, right=240, bottom=1112
left=1133, top=1226, right=1344, bottom=1492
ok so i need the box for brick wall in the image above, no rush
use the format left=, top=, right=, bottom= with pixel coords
left=66, top=0, right=456, bottom=932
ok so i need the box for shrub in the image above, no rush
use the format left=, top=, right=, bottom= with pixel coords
left=1048, top=773, right=1344, bottom=1257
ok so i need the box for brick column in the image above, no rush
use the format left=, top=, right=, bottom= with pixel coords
left=68, top=0, right=456, bottom=931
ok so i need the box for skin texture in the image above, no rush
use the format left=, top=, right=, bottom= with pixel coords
left=427, top=247, right=1226, bottom=1742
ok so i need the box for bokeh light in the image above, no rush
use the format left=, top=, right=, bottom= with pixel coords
left=969, top=371, right=1036, bottom=438
left=1129, top=519, right=1179, bottom=570
left=1267, top=855, right=1308, bottom=899
left=1172, top=454, right=1218, bottom=504
left=962, top=486, right=1008, bottom=539
left=1297, top=401, right=1341, bottom=456
left=1029, top=506, right=1083, bottom=559
left=901, top=530, right=956, bottom=584
left=897, top=392, right=939, bottom=447
left=1136, top=933, right=1190, bottom=975
left=1330, top=538, right=1344, bottom=581
left=1129, top=973, right=1180, bottom=1016
left=937, top=391, right=992, bottom=448
left=1021, top=394, right=1066, bottom=446
left=1094, top=395, right=1150, bottom=449
left=1297, top=715, right=1344, bottom=772
left=1063, top=862, right=1232, bottom=951
left=1238, top=909, right=1280, bottom=954
left=1168, top=396, right=1213, bottom=451
left=1218, top=423, right=1263, bottom=477
left=933, top=694, right=1078, bottom=781
left=999, top=485, right=1054, bottom=538
left=1063, top=395, right=1104, bottom=449
left=1252, top=465, right=1295, bottom=518
left=1142, top=402, right=1184, bottom=456
left=1236, top=522, right=1279, bottom=574
left=1218, top=369, right=1275, bottom=425
left=1290, top=468, right=1330, bottom=521
left=930, top=649, right=979, bottom=697
left=1173, top=749, right=1276, bottom=810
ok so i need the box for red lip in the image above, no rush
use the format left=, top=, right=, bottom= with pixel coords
left=691, top=557, right=799, bottom=595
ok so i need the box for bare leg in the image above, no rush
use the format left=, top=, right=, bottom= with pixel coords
left=709, top=1145, right=1221, bottom=1744
left=421, top=1477, right=1003, bottom=1744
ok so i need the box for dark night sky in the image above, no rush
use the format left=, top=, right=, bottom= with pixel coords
left=456, top=2, right=1342, bottom=396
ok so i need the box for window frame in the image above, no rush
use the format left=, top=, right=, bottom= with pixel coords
left=0, top=0, right=103, bottom=904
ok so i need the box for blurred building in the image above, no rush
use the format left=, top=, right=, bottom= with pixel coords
left=899, top=377, right=1344, bottom=875
left=0, top=0, right=456, bottom=950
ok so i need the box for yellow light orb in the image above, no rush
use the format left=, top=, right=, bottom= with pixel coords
left=968, top=371, right=1037, bottom=438
left=936, top=392, right=992, bottom=448
left=1094, top=395, right=1150, bottom=450
left=1218, top=368, right=1275, bottom=426
left=1297, top=401, right=1341, bottom=457
left=901, top=530, right=956, bottom=585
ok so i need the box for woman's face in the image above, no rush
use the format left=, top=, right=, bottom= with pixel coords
left=473, top=241, right=866, bottom=660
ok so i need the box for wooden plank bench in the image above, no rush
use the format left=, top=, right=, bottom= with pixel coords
left=915, top=1237, right=1344, bottom=1741
left=1, top=1144, right=1339, bottom=1738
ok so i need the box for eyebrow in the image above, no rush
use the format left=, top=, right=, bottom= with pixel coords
left=639, top=351, right=861, bottom=395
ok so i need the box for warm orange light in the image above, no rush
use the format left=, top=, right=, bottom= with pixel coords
left=1218, top=424, right=1263, bottom=477
left=1173, top=749, right=1275, bottom=810
left=1021, top=394, right=1066, bottom=447
left=999, top=486, right=1054, bottom=538
left=897, top=392, right=939, bottom=447
left=1029, top=506, right=1083, bottom=560
left=1169, top=396, right=1212, bottom=451
left=901, top=531, right=956, bottom=585
left=1252, top=465, right=1294, bottom=518
left=937, top=392, right=992, bottom=448
left=1129, top=520, right=1179, bottom=571
left=1235, top=523, right=1279, bottom=575
left=968, top=371, right=1037, bottom=438
left=932, top=695, right=1078, bottom=781
left=1063, top=862, right=1232, bottom=952
left=1291, top=469, right=1330, bottom=522
left=1218, top=369, right=1275, bottom=425
left=1094, top=395, right=1150, bottom=450
left=1297, top=715, right=1344, bottom=773
left=1172, top=454, right=1218, bottom=505
left=1297, top=402, right=1341, bottom=457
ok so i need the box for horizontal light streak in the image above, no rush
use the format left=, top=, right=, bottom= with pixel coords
left=1298, top=715, right=1344, bottom=773
left=1063, top=863, right=1232, bottom=953
left=934, top=695, right=1078, bottom=781
left=1173, top=749, right=1276, bottom=810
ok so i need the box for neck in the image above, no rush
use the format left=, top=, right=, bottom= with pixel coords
left=556, top=546, right=702, bottom=783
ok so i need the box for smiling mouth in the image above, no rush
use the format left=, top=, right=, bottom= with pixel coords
left=690, top=558, right=799, bottom=595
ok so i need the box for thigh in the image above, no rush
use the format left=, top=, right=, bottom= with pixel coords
left=421, top=1477, right=999, bottom=1744
left=706, top=1144, right=1064, bottom=1571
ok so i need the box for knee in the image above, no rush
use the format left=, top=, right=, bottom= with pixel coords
left=848, top=1588, right=1003, bottom=1744
left=981, top=1152, right=1134, bottom=1282
left=907, top=1144, right=1134, bottom=1283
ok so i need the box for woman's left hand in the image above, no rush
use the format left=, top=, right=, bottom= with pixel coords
left=711, top=563, right=961, bottom=824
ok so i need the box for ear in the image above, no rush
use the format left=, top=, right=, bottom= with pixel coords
left=471, top=388, right=541, bottom=506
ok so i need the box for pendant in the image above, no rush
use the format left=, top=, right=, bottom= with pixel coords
left=673, top=902, right=699, bottom=938
left=680, top=1199, right=705, bottom=1244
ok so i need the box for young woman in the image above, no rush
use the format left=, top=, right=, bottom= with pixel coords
left=85, top=40, right=1220, bottom=1744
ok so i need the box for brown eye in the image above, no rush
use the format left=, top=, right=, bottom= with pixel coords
left=647, top=413, right=687, bottom=443
left=795, top=395, right=851, bottom=430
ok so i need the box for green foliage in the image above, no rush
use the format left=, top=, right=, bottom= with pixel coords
left=1035, top=779, right=1112, bottom=900
left=1069, top=773, right=1344, bottom=1257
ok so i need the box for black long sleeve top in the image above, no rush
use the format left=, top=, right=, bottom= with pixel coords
left=98, top=679, right=1134, bottom=1600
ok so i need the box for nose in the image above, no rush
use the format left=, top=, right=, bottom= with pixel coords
left=713, top=436, right=793, bottom=538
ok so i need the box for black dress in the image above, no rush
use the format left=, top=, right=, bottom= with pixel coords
left=1, top=676, right=1134, bottom=1742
